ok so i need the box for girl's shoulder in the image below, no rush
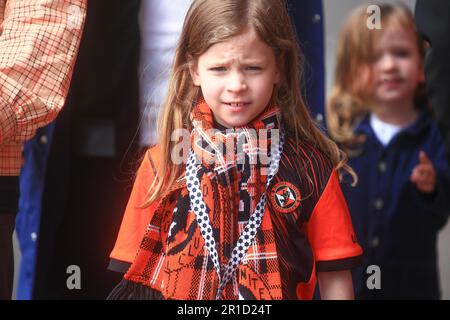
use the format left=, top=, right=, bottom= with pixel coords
left=282, top=134, right=334, bottom=175
left=281, top=135, right=335, bottom=194
left=146, top=144, right=162, bottom=160
left=145, top=144, right=163, bottom=166
left=276, top=135, right=344, bottom=224
left=136, top=144, right=163, bottom=182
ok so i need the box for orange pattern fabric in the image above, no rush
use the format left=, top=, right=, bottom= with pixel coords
left=0, top=0, right=87, bottom=176
left=110, top=100, right=363, bottom=300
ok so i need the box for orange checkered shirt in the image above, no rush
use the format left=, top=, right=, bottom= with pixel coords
left=0, top=0, right=86, bottom=176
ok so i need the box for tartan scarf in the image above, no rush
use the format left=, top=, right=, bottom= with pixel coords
left=189, top=97, right=281, bottom=221
left=124, top=98, right=284, bottom=299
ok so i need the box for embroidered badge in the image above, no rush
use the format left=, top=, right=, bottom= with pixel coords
left=269, top=182, right=301, bottom=213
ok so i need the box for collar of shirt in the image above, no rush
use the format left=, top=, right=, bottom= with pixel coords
left=355, top=107, right=432, bottom=146
left=369, top=113, right=403, bottom=146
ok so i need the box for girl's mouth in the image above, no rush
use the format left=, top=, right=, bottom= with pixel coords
left=381, top=78, right=403, bottom=88
left=224, top=102, right=250, bottom=111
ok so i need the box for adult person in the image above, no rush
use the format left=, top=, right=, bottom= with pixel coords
left=0, top=0, right=87, bottom=300
left=415, top=0, right=450, bottom=160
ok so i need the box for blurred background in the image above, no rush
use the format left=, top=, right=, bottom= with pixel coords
left=11, top=0, right=449, bottom=299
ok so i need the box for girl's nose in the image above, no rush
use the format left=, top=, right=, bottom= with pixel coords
left=226, top=72, right=247, bottom=92
left=379, top=54, right=396, bottom=71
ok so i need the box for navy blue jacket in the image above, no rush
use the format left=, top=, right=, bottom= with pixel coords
left=342, top=109, right=450, bottom=299
left=288, top=0, right=325, bottom=122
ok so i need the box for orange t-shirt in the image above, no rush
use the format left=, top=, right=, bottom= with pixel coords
left=110, top=138, right=363, bottom=299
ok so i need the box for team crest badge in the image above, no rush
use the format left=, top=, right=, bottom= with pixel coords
left=269, top=182, right=301, bottom=213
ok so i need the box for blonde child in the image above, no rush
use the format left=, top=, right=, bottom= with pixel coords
left=108, top=0, right=362, bottom=300
left=327, top=4, right=450, bottom=299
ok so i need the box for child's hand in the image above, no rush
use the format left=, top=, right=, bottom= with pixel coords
left=410, top=151, right=436, bottom=193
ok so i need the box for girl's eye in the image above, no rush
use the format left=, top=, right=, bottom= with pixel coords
left=246, top=66, right=261, bottom=71
left=393, top=49, right=411, bottom=58
left=209, top=67, right=226, bottom=72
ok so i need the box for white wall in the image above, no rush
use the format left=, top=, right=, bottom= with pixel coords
left=323, top=0, right=450, bottom=300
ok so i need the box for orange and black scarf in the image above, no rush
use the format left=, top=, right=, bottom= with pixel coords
left=122, top=97, right=285, bottom=299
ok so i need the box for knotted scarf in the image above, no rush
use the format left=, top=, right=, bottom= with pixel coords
left=123, top=97, right=285, bottom=299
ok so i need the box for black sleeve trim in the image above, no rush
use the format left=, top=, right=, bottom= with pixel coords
left=0, top=176, right=20, bottom=214
left=108, top=258, right=131, bottom=273
left=316, top=255, right=363, bottom=272
left=107, top=278, right=165, bottom=300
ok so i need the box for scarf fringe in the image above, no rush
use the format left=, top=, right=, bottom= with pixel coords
left=106, top=278, right=165, bottom=300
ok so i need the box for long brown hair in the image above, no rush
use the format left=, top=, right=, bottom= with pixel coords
left=326, top=3, right=426, bottom=150
left=145, top=0, right=354, bottom=205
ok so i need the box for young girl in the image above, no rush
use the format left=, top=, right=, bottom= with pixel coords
left=108, top=0, right=362, bottom=300
left=327, top=4, right=450, bottom=299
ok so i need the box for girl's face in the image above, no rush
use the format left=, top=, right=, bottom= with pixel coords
left=190, top=27, right=280, bottom=128
left=369, top=23, right=424, bottom=107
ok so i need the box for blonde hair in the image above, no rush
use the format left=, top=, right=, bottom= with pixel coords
left=326, top=3, right=426, bottom=150
left=145, top=0, right=354, bottom=205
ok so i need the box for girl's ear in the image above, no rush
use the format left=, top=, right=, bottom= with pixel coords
left=420, top=41, right=429, bottom=83
left=188, top=55, right=201, bottom=86
left=419, top=63, right=425, bottom=83
left=274, top=70, right=281, bottom=85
